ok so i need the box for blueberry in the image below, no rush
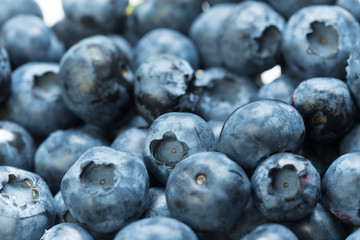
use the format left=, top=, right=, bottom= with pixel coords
left=166, top=152, right=250, bottom=232
left=207, top=120, right=223, bottom=144
left=0, top=14, right=64, bottom=68
left=134, top=54, right=198, bottom=122
left=132, top=0, right=203, bottom=37
left=284, top=203, right=346, bottom=240
left=62, top=0, right=128, bottom=34
left=206, top=0, right=239, bottom=6
left=41, top=223, right=94, bottom=240
left=141, top=187, right=170, bottom=218
left=346, top=228, right=360, bottom=240
left=292, top=77, right=357, bottom=142
left=340, top=123, right=360, bottom=155
left=266, top=0, right=336, bottom=19
left=143, top=112, right=216, bottom=184
left=6, top=62, right=79, bottom=138
left=217, top=99, right=305, bottom=173
left=114, top=216, right=199, bottom=240
left=282, top=5, right=360, bottom=79
left=34, top=128, right=106, bottom=193
left=346, top=45, right=360, bottom=108
left=189, top=4, right=235, bottom=68
left=111, top=127, right=148, bottom=160
left=0, top=47, right=11, bottom=104
left=322, top=152, right=360, bottom=225
left=219, top=1, right=285, bottom=75
left=0, top=166, right=56, bottom=240
left=194, top=67, right=258, bottom=122
left=59, top=35, right=134, bottom=129
left=241, top=223, right=298, bottom=240
left=0, top=120, right=35, bottom=171
left=133, top=28, right=199, bottom=70
left=336, top=0, right=360, bottom=22
left=251, top=153, right=320, bottom=222
left=61, top=146, right=149, bottom=233
left=0, top=0, right=42, bottom=27
left=108, top=34, right=133, bottom=62
left=54, top=191, right=77, bottom=224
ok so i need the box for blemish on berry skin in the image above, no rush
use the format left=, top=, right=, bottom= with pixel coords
left=290, top=95, right=295, bottom=106
left=303, top=175, right=309, bottom=181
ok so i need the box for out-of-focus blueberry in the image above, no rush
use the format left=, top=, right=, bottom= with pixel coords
left=108, top=34, right=133, bottom=62
left=207, top=0, right=239, bottom=6
left=111, top=127, right=147, bottom=159
left=337, top=0, right=360, bottom=22
left=0, top=121, right=35, bottom=170
left=257, top=74, right=299, bottom=103
left=0, top=15, right=64, bottom=68
left=41, top=223, right=94, bottom=240
left=322, top=152, right=360, bottom=225
left=346, top=45, right=360, bottom=109
left=59, top=35, right=134, bottom=129
left=34, top=128, right=106, bottom=193
left=241, top=223, right=298, bottom=240
left=217, top=99, right=305, bottom=173
left=62, top=0, right=128, bottom=34
left=0, top=47, right=11, bottom=104
left=189, top=4, right=235, bottom=68
left=133, top=28, right=199, bottom=70
left=284, top=203, right=346, bottom=240
left=166, top=152, right=250, bottom=232
left=292, top=77, right=357, bottom=142
left=340, top=123, right=360, bottom=155
left=134, top=54, right=198, bottom=123
left=207, top=120, right=223, bottom=144
left=346, top=228, right=360, bottom=240
left=266, top=0, right=335, bottom=19
left=142, top=187, right=170, bottom=218
left=219, top=1, right=285, bottom=76
left=0, top=0, right=42, bottom=27
left=282, top=5, right=360, bottom=79
left=132, top=0, right=202, bottom=37
left=143, top=112, right=216, bottom=184
left=194, top=67, right=258, bottom=121
left=114, top=216, right=199, bottom=240
left=251, top=153, right=320, bottom=222
left=61, top=146, right=149, bottom=233
left=0, top=166, right=56, bottom=240
left=6, top=62, right=79, bottom=138
left=230, top=197, right=271, bottom=239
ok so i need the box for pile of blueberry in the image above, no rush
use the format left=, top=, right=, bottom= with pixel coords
left=2, top=0, right=360, bottom=239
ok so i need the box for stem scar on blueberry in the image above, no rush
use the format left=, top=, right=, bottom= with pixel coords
left=313, top=115, right=325, bottom=126
left=196, top=174, right=206, bottom=185
left=82, top=164, right=101, bottom=183
left=24, top=180, right=39, bottom=201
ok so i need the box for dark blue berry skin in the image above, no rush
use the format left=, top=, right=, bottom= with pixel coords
left=217, top=99, right=305, bottom=173
left=166, top=152, right=250, bottom=232
left=346, top=45, right=360, bottom=109
left=266, top=0, right=335, bottom=19
left=132, top=0, right=203, bottom=37
left=337, top=0, right=360, bottom=21
left=340, top=123, right=360, bottom=155
left=0, top=166, right=56, bottom=240
left=0, top=121, right=35, bottom=171
left=189, top=4, right=235, bottom=69
left=207, top=0, right=239, bottom=6
left=59, top=35, right=134, bottom=129
left=62, top=0, right=128, bottom=34
left=194, top=67, right=258, bottom=122
left=41, top=223, right=94, bottom=240
left=0, top=0, right=42, bottom=27
left=257, top=74, right=299, bottom=103
left=111, top=127, right=148, bottom=160
left=6, top=62, right=79, bottom=138
left=292, top=77, right=357, bottom=142
left=284, top=203, right=346, bottom=240
left=0, top=47, right=11, bottom=104
left=346, top=228, right=360, bottom=240
left=0, top=15, right=64, bottom=68
left=282, top=5, right=360, bottom=79
left=61, top=146, right=149, bottom=233
left=34, top=128, right=106, bottom=193
left=322, top=152, right=360, bottom=226
left=114, top=216, right=199, bottom=240
left=241, top=224, right=298, bottom=240
left=219, top=1, right=285, bottom=76
left=133, top=28, right=199, bottom=70
left=143, top=112, right=216, bottom=185
left=109, top=34, right=133, bottom=62
left=230, top=197, right=271, bottom=239
left=142, top=187, right=170, bottom=218
left=134, top=54, right=198, bottom=123
left=251, top=153, right=320, bottom=222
